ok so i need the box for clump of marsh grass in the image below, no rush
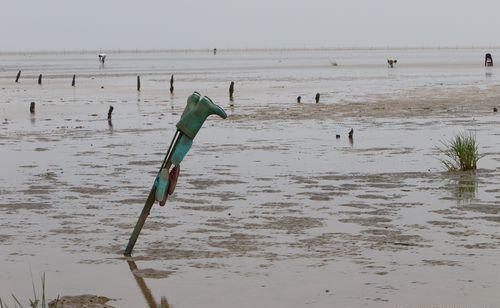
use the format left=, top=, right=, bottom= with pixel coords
left=439, top=132, right=483, bottom=171
left=0, top=272, right=58, bottom=308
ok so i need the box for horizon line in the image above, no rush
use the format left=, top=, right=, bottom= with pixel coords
left=1, top=45, right=499, bottom=55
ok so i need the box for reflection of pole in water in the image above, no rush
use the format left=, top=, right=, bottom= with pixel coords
left=126, top=259, right=170, bottom=308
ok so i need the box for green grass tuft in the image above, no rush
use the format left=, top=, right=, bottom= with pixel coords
left=0, top=272, right=56, bottom=308
left=440, top=132, right=483, bottom=171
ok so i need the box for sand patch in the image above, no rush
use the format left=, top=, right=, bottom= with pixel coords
left=49, top=295, right=114, bottom=307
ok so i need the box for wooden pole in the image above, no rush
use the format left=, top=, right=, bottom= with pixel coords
left=124, top=131, right=181, bottom=256
left=169, top=74, right=174, bottom=94
left=71, top=74, right=76, bottom=87
left=315, top=93, right=320, bottom=103
left=108, top=106, right=114, bottom=120
left=15, top=71, right=21, bottom=83
left=297, top=96, right=301, bottom=103
left=229, top=81, right=234, bottom=100
left=30, top=102, right=35, bottom=114
left=38, top=74, right=42, bottom=85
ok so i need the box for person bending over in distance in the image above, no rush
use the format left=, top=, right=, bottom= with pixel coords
left=485, top=53, right=493, bottom=67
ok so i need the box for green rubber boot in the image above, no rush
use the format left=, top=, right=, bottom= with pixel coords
left=171, top=134, right=193, bottom=166
left=176, top=96, right=227, bottom=139
left=154, top=169, right=170, bottom=204
left=181, top=91, right=201, bottom=118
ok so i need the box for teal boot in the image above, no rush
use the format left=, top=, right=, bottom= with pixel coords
left=154, top=169, right=170, bottom=205
left=181, top=91, right=201, bottom=118
left=176, top=96, right=227, bottom=139
left=171, top=134, right=193, bottom=166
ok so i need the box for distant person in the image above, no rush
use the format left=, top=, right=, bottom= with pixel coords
left=387, top=58, right=397, bottom=68
left=98, top=53, right=107, bottom=65
left=485, top=53, right=493, bottom=67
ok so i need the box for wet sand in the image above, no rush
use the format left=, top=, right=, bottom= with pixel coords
left=1, top=49, right=499, bottom=307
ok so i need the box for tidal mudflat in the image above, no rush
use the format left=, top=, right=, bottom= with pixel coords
left=1, top=49, right=499, bottom=307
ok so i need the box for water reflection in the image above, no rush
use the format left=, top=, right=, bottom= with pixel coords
left=485, top=67, right=493, bottom=78
left=126, top=259, right=170, bottom=308
left=107, top=119, right=113, bottom=133
left=229, top=99, right=235, bottom=115
left=449, top=172, right=478, bottom=204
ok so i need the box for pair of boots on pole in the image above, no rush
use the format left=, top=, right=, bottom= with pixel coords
left=124, top=92, right=227, bottom=256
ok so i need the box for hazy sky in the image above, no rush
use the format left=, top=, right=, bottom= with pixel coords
left=1, top=0, right=499, bottom=51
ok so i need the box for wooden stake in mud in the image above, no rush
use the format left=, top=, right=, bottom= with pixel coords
left=15, top=71, right=21, bottom=83
left=315, top=93, right=320, bottom=103
left=229, top=81, right=235, bottom=100
left=348, top=128, right=354, bottom=139
left=170, top=74, right=174, bottom=94
left=71, top=74, right=76, bottom=87
left=30, top=102, right=35, bottom=114
left=108, top=105, right=114, bottom=127
left=124, top=93, right=227, bottom=256
left=137, top=76, right=141, bottom=92
left=124, top=131, right=181, bottom=256
left=297, top=96, right=301, bottom=103
left=108, top=106, right=114, bottom=120
left=38, top=74, right=42, bottom=85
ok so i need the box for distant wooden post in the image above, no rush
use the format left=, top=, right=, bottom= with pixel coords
left=297, top=96, right=301, bottom=103
left=71, top=75, right=76, bottom=87
left=214, top=48, right=217, bottom=55
left=108, top=106, right=114, bottom=120
left=38, top=74, right=42, bottom=85
left=348, top=128, right=354, bottom=139
left=15, top=71, right=21, bottom=83
left=229, top=81, right=235, bottom=100
left=315, top=93, right=320, bottom=103
left=137, top=76, right=141, bottom=92
left=30, top=102, right=35, bottom=114
left=170, top=74, right=174, bottom=94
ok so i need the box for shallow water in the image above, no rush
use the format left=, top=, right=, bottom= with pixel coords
left=1, top=49, right=499, bottom=307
